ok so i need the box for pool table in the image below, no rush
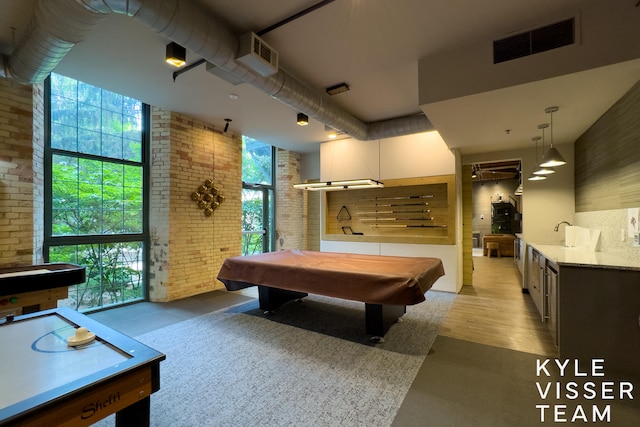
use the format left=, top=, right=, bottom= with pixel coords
left=217, top=250, right=445, bottom=338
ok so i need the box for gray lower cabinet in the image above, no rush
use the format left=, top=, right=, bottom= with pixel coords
left=558, top=266, right=640, bottom=380
left=544, top=261, right=558, bottom=346
left=526, top=247, right=558, bottom=346
left=526, top=246, right=544, bottom=319
left=525, top=244, right=640, bottom=380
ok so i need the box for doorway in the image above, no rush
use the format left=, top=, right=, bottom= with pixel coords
left=463, top=160, right=522, bottom=285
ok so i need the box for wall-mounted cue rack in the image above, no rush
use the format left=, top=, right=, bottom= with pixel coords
left=323, top=175, right=456, bottom=245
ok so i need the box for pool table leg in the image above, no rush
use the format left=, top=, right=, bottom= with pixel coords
left=365, top=303, right=406, bottom=338
left=115, top=395, right=150, bottom=427
left=258, top=286, right=308, bottom=312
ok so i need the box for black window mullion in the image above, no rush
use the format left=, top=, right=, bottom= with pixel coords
left=45, top=73, right=150, bottom=310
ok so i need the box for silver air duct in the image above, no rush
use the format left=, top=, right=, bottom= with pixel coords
left=2, top=0, right=433, bottom=140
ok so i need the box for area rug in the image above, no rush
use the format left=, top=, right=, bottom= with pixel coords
left=96, top=291, right=455, bottom=427
left=227, top=291, right=455, bottom=355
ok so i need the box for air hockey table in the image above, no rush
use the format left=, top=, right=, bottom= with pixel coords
left=0, top=263, right=86, bottom=318
left=0, top=307, right=165, bottom=427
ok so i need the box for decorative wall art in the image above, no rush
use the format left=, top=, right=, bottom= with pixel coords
left=191, top=178, right=226, bottom=217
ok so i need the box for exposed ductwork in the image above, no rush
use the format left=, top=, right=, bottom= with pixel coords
left=1, top=0, right=434, bottom=140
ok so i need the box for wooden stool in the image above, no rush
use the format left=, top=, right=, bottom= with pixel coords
left=486, top=242, right=501, bottom=258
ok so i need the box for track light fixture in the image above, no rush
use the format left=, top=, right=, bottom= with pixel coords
left=223, top=118, right=232, bottom=133
left=166, top=42, right=186, bottom=67
left=293, top=179, right=384, bottom=191
left=297, top=112, right=309, bottom=126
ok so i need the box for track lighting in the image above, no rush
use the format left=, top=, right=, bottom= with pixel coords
left=165, top=42, right=186, bottom=67
left=293, top=179, right=384, bottom=191
left=223, top=118, right=232, bottom=133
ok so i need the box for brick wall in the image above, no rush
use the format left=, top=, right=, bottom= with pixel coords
left=275, top=148, right=304, bottom=250
left=0, top=79, right=35, bottom=266
left=1, top=78, right=300, bottom=302
left=149, top=108, right=242, bottom=301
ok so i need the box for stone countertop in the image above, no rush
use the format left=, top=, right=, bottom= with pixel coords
left=529, top=243, right=640, bottom=271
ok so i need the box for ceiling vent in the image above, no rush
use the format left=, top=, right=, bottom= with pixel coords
left=236, top=32, right=279, bottom=77
left=493, top=17, right=575, bottom=64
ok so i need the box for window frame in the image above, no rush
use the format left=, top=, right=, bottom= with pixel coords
left=241, top=139, right=276, bottom=254
left=43, top=75, right=151, bottom=311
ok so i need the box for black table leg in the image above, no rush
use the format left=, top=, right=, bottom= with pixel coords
left=365, top=303, right=406, bottom=337
left=258, top=286, right=308, bottom=311
left=115, top=396, right=150, bottom=427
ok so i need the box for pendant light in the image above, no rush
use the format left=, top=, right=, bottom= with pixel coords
left=539, top=106, right=566, bottom=167
left=528, top=136, right=547, bottom=181
left=533, top=124, right=555, bottom=175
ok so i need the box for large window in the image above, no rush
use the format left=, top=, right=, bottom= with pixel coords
left=242, top=137, right=275, bottom=255
left=45, top=73, right=149, bottom=312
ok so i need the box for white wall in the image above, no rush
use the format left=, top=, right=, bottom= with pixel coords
left=300, top=151, right=320, bottom=182
left=380, top=132, right=455, bottom=179
left=320, top=132, right=455, bottom=181
left=320, top=138, right=381, bottom=182
left=320, top=240, right=457, bottom=293
left=319, top=131, right=460, bottom=292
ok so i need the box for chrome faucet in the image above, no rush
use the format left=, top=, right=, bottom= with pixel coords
left=554, top=221, right=572, bottom=232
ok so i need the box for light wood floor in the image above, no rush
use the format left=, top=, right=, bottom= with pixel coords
left=439, top=254, right=558, bottom=357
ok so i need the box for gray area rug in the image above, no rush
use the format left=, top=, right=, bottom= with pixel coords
left=95, top=291, right=454, bottom=426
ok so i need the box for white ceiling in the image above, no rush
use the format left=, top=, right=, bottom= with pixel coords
left=1, top=0, right=639, bottom=154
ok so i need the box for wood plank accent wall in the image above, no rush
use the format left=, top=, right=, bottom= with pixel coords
left=306, top=190, right=321, bottom=251
left=575, top=81, right=640, bottom=212
left=323, top=175, right=456, bottom=245
left=462, top=165, right=473, bottom=285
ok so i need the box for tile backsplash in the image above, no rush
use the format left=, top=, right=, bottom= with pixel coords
left=575, top=208, right=640, bottom=264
